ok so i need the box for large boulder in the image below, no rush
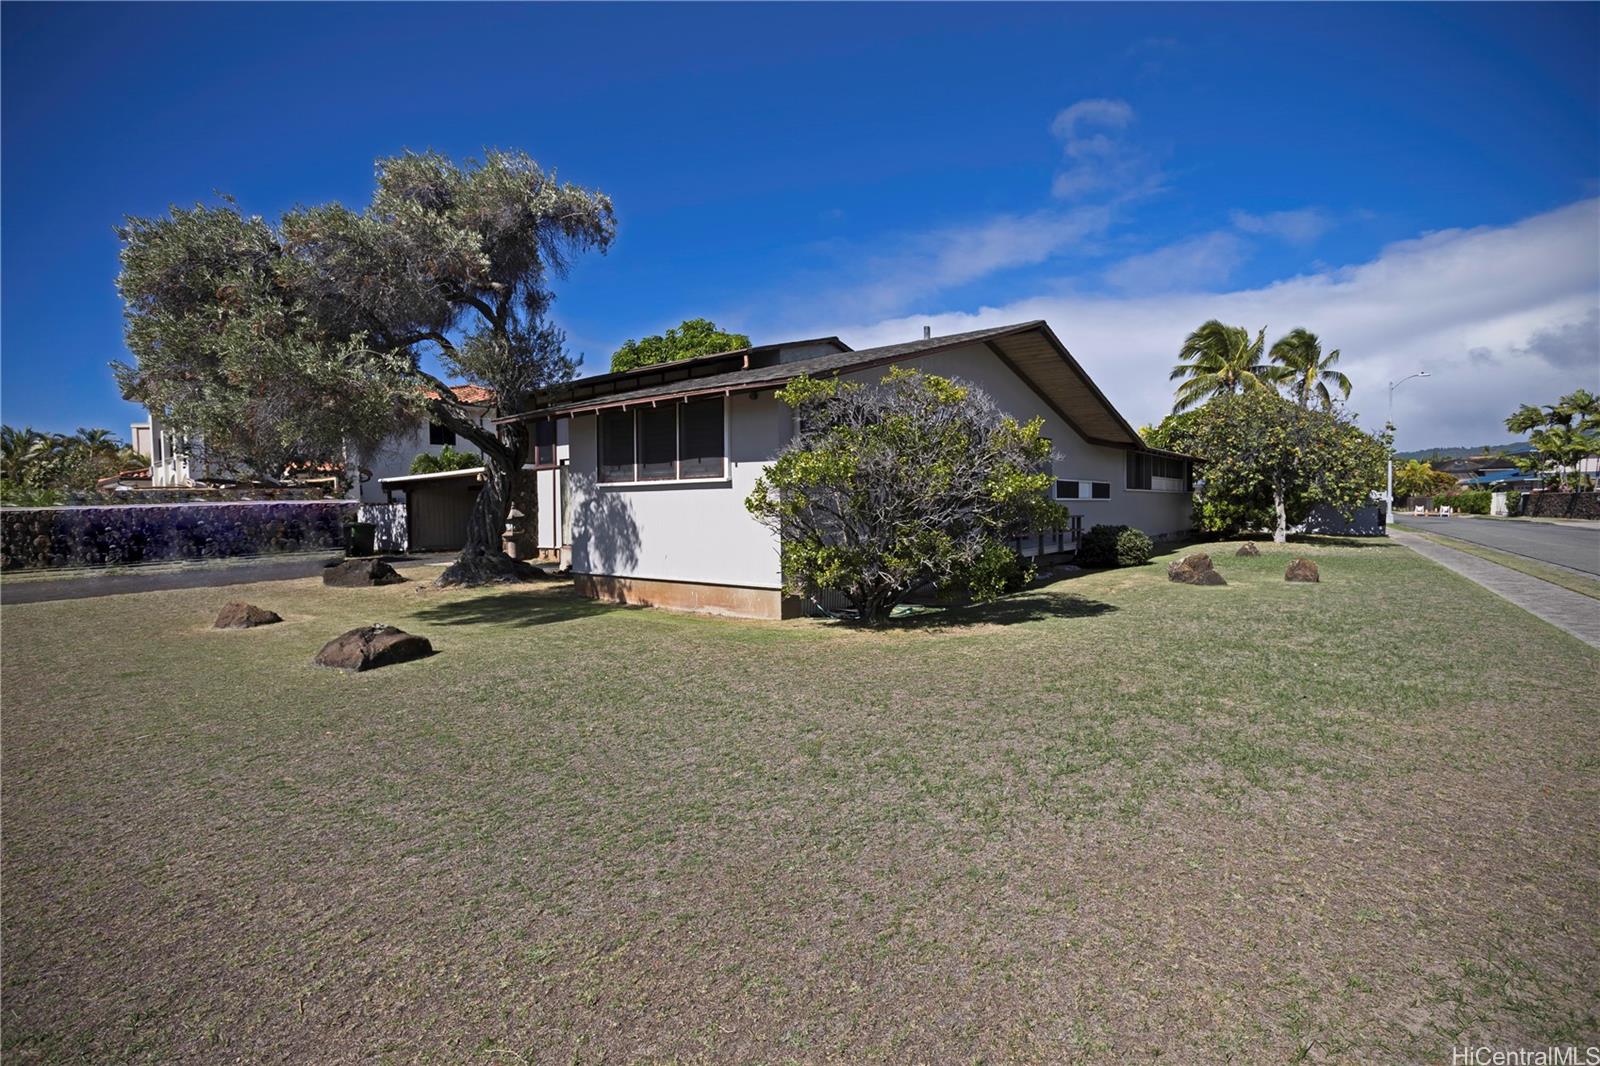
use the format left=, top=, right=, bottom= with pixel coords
left=1235, top=542, right=1261, bottom=557
left=213, top=602, right=282, bottom=629
left=313, top=624, right=433, bottom=672
left=1285, top=558, right=1321, bottom=583
left=1168, top=553, right=1226, bottom=586
left=322, top=558, right=406, bottom=587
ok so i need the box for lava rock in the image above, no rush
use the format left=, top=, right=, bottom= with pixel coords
left=313, top=624, right=433, bottom=671
left=1167, top=553, right=1227, bottom=586
left=213, top=602, right=282, bottom=629
left=1285, top=558, right=1320, bottom=583
left=322, top=558, right=406, bottom=587
left=1235, top=542, right=1261, bottom=557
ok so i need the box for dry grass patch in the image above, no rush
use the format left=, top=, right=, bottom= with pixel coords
left=2, top=538, right=1596, bottom=1063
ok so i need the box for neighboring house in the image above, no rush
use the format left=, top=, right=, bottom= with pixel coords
left=129, top=410, right=219, bottom=487
left=501, top=321, right=1195, bottom=619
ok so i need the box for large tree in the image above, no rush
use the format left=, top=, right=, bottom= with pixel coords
left=610, top=317, right=750, bottom=373
left=115, top=150, right=614, bottom=585
left=1168, top=320, right=1275, bottom=412
left=1147, top=390, right=1387, bottom=542
left=1268, top=327, right=1351, bottom=410
left=745, top=368, right=1063, bottom=625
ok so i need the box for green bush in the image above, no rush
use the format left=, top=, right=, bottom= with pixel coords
left=1502, top=490, right=1520, bottom=516
left=1442, top=489, right=1491, bottom=514
left=410, top=445, right=479, bottom=475
left=1077, top=524, right=1154, bottom=567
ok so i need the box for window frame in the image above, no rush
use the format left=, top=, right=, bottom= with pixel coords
left=428, top=422, right=457, bottom=447
left=596, top=396, right=730, bottom=487
left=1126, top=452, right=1190, bottom=493
left=528, top=420, right=559, bottom=470
left=1055, top=478, right=1111, bottom=501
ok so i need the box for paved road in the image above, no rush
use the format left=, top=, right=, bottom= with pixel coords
left=0, top=552, right=455, bottom=605
left=1394, top=516, right=1600, bottom=576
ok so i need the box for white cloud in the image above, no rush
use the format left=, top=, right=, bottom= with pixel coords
left=1104, top=231, right=1248, bottom=292
left=825, top=199, right=1600, bottom=449
left=1230, top=208, right=1333, bottom=245
left=767, top=204, right=1117, bottom=322
left=1050, top=98, right=1154, bottom=200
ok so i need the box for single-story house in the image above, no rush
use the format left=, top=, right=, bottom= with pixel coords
left=501, top=320, right=1194, bottom=619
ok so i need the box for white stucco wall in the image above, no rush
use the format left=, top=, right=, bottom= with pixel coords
left=843, top=343, right=1194, bottom=539
left=357, top=409, right=491, bottom=503
left=566, top=392, right=788, bottom=588
left=564, top=340, right=1193, bottom=588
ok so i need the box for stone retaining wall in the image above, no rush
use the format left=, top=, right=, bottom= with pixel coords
left=0, top=500, right=359, bottom=571
left=1522, top=492, right=1600, bottom=520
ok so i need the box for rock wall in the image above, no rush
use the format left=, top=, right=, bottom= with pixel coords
left=1, top=500, right=359, bottom=571
left=1522, top=492, right=1600, bottom=520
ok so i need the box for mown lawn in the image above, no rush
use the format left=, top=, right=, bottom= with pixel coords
left=2, top=538, right=1596, bottom=1063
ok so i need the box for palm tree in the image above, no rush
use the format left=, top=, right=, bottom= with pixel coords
left=74, top=427, right=120, bottom=456
left=1168, top=320, right=1273, bottom=412
left=1504, top=391, right=1600, bottom=489
left=1268, top=328, right=1351, bottom=409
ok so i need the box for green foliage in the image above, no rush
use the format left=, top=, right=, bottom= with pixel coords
left=1268, top=328, right=1351, bottom=410
left=1502, top=390, right=1600, bottom=489
left=409, top=445, right=480, bottom=475
left=1502, top=490, right=1521, bottom=516
left=611, top=318, right=751, bottom=373
left=1392, top=459, right=1456, bottom=499
left=1440, top=489, right=1491, bottom=514
left=1076, top=524, right=1154, bottom=567
left=1168, top=320, right=1275, bottom=412
left=746, top=369, right=1065, bottom=624
left=1148, top=390, right=1388, bottom=541
left=0, top=424, right=142, bottom=500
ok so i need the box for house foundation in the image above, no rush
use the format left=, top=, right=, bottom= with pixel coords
left=574, top=573, right=801, bottom=620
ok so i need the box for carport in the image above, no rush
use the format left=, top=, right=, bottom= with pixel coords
left=378, top=467, right=485, bottom=552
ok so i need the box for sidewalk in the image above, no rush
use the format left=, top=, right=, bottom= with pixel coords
left=1390, top=530, right=1600, bottom=649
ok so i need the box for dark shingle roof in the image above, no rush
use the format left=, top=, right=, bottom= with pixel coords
left=510, top=322, right=1049, bottom=419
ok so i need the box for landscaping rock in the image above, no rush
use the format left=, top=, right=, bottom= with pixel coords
left=322, top=558, right=406, bottom=587
left=313, top=624, right=433, bottom=671
left=213, top=602, right=282, bottom=629
left=1285, top=558, right=1320, bottom=583
left=1167, top=553, right=1226, bottom=586
left=1235, top=542, right=1261, bottom=557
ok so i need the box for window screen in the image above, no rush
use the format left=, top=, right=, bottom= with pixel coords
left=1090, top=481, right=1111, bottom=499
left=1056, top=479, right=1080, bottom=499
left=637, top=406, right=678, bottom=481
left=678, top=398, right=726, bottom=479
left=1126, top=452, right=1151, bottom=490
left=429, top=422, right=456, bottom=447
left=599, top=410, right=635, bottom=483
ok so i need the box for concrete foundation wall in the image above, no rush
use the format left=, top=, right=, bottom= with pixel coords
left=575, top=573, right=798, bottom=620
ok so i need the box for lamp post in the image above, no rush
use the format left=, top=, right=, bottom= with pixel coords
left=1386, top=370, right=1430, bottom=529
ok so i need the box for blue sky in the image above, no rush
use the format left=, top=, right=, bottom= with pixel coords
left=3, top=2, right=1597, bottom=448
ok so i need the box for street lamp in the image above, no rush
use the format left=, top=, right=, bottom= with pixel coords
left=1386, top=370, right=1430, bottom=529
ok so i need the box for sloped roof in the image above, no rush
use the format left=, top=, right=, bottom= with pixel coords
left=427, top=384, right=496, bottom=406
left=504, top=321, right=1155, bottom=451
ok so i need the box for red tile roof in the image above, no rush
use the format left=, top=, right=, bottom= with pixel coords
left=428, top=384, right=495, bottom=406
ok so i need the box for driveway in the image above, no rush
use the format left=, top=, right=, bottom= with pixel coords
left=1394, top=516, right=1600, bottom=575
left=0, top=552, right=457, bottom=605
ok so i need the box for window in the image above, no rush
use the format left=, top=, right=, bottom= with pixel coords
left=529, top=421, right=557, bottom=468
left=429, top=422, right=456, bottom=446
left=678, top=398, right=725, bottom=478
left=597, top=398, right=727, bottom=484
left=600, top=410, right=636, bottom=483
left=1127, top=453, right=1188, bottom=491
left=1055, top=479, right=1110, bottom=500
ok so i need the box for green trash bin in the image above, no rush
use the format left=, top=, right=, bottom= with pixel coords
left=345, top=521, right=376, bottom=557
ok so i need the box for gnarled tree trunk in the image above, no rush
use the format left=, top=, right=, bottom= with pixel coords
left=1272, top=482, right=1289, bottom=544
left=435, top=418, right=543, bottom=587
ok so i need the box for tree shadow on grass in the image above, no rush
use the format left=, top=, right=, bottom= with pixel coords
left=411, top=586, right=637, bottom=629
left=843, top=591, right=1117, bottom=631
